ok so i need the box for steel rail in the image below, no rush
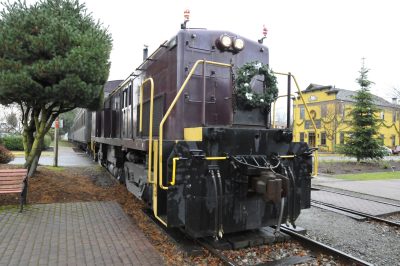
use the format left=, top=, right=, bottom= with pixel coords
left=311, top=200, right=400, bottom=227
left=280, top=227, right=374, bottom=266
left=312, top=186, right=400, bottom=208
left=195, top=239, right=237, bottom=266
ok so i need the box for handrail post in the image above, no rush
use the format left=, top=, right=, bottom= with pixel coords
left=158, top=60, right=232, bottom=190
left=272, top=71, right=319, bottom=177
left=139, top=78, right=155, bottom=183
left=287, top=73, right=291, bottom=128
left=202, top=59, right=206, bottom=126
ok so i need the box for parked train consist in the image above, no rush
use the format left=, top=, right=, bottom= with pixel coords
left=70, top=27, right=313, bottom=238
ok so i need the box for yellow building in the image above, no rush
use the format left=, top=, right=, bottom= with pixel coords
left=293, top=84, right=400, bottom=152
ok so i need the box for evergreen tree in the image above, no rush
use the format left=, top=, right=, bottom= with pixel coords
left=0, top=0, right=112, bottom=176
left=340, top=60, right=385, bottom=161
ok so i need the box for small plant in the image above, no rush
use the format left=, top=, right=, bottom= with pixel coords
left=379, top=161, right=392, bottom=170
left=0, top=145, right=14, bottom=164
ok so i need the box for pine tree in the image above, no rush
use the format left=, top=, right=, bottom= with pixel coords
left=340, top=59, right=385, bottom=161
left=0, top=0, right=112, bottom=176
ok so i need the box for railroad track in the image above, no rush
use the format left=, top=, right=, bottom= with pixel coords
left=312, top=186, right=400, bottom=208
left=197, top=228, right=373, bottom=266
left=279, top=227, right=374, bottom=266
left=311, top=200, right=400, bottom=227
left=145, top=208, right=375, bottom=265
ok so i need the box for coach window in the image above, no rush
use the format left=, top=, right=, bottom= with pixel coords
left=129, top=85, right=132, bottom=105
left=124, top=89, right=128, bottom=107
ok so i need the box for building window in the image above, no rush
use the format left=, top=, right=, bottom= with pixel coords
left=321, top=104, right=327, bottom=117
left=380, top=134, right=385, bottom=145
left=340, top=132, right=345, bottom=144
left=338, top=103, right=345, bottom=117
left=321, top=132, right=326, bottom=145
left=300, top=132, right=304, bottom=142
left=393, top=112, right=397, bottom=123
left=305, top=119, right=321, bottom=129
left=300, top=106, right=305, bottom=119
left=380, top=111, right=385, bottom=120
left=391, top=135, right=396, bottom=147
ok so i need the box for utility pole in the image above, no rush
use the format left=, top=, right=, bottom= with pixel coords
left=53, top=117, right=59, bottom=167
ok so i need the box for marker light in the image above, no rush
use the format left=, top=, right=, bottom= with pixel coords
left=184, top=9, right=190, bottom=22
left=263, top=25, right=268, bottom=37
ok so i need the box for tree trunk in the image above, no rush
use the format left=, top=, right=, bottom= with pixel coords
left=22, top=126, right=34, bottom=161
left=25, top=134, right=45, bottom=176
left=27, top=151, right=41, bottom=178
left=20, top=107, right=57, bottom=177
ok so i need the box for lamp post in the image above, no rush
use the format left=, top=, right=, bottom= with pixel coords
left=53, top=117, right=59, bottom=167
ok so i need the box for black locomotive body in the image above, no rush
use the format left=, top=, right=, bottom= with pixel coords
left=73, top=29, right=312, bottom=238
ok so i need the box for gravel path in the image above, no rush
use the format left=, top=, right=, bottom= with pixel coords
left=296, top=207, right=400, bottom=266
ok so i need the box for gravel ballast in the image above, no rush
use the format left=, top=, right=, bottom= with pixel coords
left=296, top=207, right=400, bottom=266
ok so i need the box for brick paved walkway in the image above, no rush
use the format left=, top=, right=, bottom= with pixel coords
left=0, top=201, right=164, bottom=266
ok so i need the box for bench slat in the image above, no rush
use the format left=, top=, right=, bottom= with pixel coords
left=0, top=172, right=26, bottom=176
left=0, top=180, right=25, bottom=184
left=0, top=183, right=23, bottom=188
left=0, top=176, right=26, bottom=180
left=0, top=190, right=23, bottom=194
left=0, top=169, right=27, bottom=173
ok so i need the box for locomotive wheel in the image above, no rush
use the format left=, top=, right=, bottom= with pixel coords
left=116, top=168, right=125, bottom=184
left=124, top=165, right=131, bottom=183
left=97, top=152, right=104, bottom=166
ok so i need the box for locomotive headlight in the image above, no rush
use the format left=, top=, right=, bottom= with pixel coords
left=219, top=34, right=232, bottom=49
left=233, top=38, right=245, bottom=51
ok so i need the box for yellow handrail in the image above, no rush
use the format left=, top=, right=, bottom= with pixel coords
left=139, top=78, right=155, bottom=183
left=158, top=60, right=232, bottom=190
left=273, top=72, right=319, bottom=177
left=170, top=156, right=228, bottom=186
left=272, top=94, right=296, bottom=129
left=152, top=140, right=167, bottom=226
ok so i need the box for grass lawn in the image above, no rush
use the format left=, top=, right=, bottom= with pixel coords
left=11, top=151, right=53, bottom=157
left=53, top=140, right=74, bottom=147
left=336, top=171, right=400, bottom=180
left=43, top=166, right=65, bottom=172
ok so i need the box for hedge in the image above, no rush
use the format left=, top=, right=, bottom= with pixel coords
left=1, top=135, right=24, bottom=151
left=1, top=134, right=52, bottom=151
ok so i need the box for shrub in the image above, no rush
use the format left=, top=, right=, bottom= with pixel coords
left=2, top=135, right=24, bottom=151
left=0, top=145, right=14, bottom=164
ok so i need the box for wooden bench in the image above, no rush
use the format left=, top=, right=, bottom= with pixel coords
left=0, top=169, right=28, bottom=212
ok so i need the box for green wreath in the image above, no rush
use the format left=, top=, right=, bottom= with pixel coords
left=235, top=61, right=278, bottom=110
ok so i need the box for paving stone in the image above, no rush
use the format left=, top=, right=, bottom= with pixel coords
left=0, top=201, right=164, bottom=265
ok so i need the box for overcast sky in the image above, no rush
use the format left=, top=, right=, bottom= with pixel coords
left=4, top=0, right=400, bottom=102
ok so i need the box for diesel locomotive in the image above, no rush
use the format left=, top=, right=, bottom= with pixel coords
left=70, top=27, right=313, bottom=238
